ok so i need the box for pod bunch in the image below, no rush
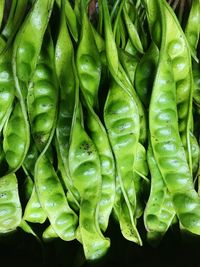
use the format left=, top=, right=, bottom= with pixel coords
left=0, top=0, right=200, bottom=261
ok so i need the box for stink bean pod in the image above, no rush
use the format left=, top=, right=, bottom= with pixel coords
left=146, top=0, right=200, bottom=235
left=82, top=101, right=116, bottom=232
left=35, top=153, right=78, bottom=241
left=69, top=101, right=110, bottom=260
left=43, top=223, right=58, bottom=240
left=27, top=30, right=58, bottom=151
left=184, top=0, right=200, bottom=61
left=55, top=0, right=80, bottom=208
left=162, top=1, right=194, bottom=173
left=0, top=173, right=22, bottom=233
left=134, top=42, right=159, bottom=108
left=3, top=101, right=29, bottom=173
left=104, top=80, right=142, bottom=244
left=144, top=144, right=175, bottom=243
left=23, top=186, right=47, bottom=224
left=76, top=3, right=115, bottom=232
left=0, top=0, right=27, bottom=53
left=13, top=0, right=55, bottom=92
left=122, top=5, right=144, bottom=54
left=133, top=143, right=149, bottom=218
left=0, top=46, right=15, bottom=132
left=76, top=5, right=101, bottom=110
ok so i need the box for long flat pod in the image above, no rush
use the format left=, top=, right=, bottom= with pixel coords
left=35, top=153, right=78, bottom=241
left=144, top=144, right=175, bottom=243
left=0, top=45, right=15, bottom=132
left=0, top=0, right=27, bottom=53
left=3, top=101, right=29, bottom=172
left=76, top=3, right=101, bottom=110
left=184, top=0, right=200, bottom=61
left=69, top=84, right=110, bottom=259
left=104, top=80, right=142, bottom=244
left=76, top=3, right=115, bottom=233
left=146, top=0, right=200, bottom=235
left=55, top=0, right=79, bottom=205
left=56, top=0, right=79, bottom=42
left=10, top=0, right=54, bottom=174
left=134, top=42, right=159, bottom=108
left=161, top=0, right=194, bottom=174
left=13, top=0, right=55, bottom=99
left=27, top=29, right=58, bottom=151
left=82, top=97, right=116, bottom=233
left=0, top=173, right=22, bottom=233
left=122, top=5, right=144, bottom=54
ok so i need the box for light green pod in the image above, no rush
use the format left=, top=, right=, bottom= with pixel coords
left=76, top=6, right=101, bottom=110
left=0, top=173, right=22, bottom=233
left=35, top=154, right=78, bottom=241
left=122, top=6, right=144, bottom=54
left=0, top=47, right=15, bottom=132
left=13, top=0, right=55, bottom=87
left=184, top=0, right=200, bottom=61
left=83, top=103, right=116, bottom=232
left=43, top=223, right=58, bottom=240
left=104, top=80, right=142, bottom=244
left=69, top=102, right=110, bottom=260
left=146, top=0, right=200, bottom=236
left=3, top=101, right=29, bottom=173
left=134, top=42, right=159, bottom=108
left=76, top=4, right=115, bottom=233
left=55, top=0, right=79, bottom=208
left=27, top=31, right=58, bottom=151
left=133, top=142, right=149, bottom=218
left=23, top=186, right=47, bottom=224
left=0, top=0, right=27, bottom=53
left=144, top=144, right=175, bottom=243
left=162, top=1, right=194, bottom=173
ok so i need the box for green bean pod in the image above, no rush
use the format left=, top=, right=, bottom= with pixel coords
left=134, top=42, right=159, bottom=108
left=55, top=0, right=80, bottom=207
left=122, top=5, right=144, bottom=54
left=23, top=186, right=47, bottom=224
left=147, top=0, right=200, bottom=235
left=76, top=4, right=115, bottom=232
left=35, top=153, right=78, bottom=241
left=162, top=1, right=194, bottom=173
left=65, top=0, right=79, bottom=42
left=184, top=0, right=200, bottom=61
left=0, top=173, right=22, bottom=233
left=69, top=100, right=110, bottom=260
left=27, top=31, right=58, bottom=151
left=13, top=0, right=55, bottom=92
left=82, top=101, right=116, bottom=232
left=22, top=140, right=39, bottom=178
left=3, top=101, right=29, bottom=172
left=104, top=80, right=142, bottom=244
left=0, top=0, right=27, bottom=53
left=43, top=223, right=58, bottom=240
left=0, top=46, right=15, bottom=132
left=134, top=142, right=149, bottom=218
left=22, top=139, right=47, bottom=224
left=144, top=144, right=175, bottom=242
left=118, top=48, right=139, bottom=85
left=76, top=5, right=101, bottom=110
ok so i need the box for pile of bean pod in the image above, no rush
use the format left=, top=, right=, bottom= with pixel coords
left=0, top=0, right=200, bottom=261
